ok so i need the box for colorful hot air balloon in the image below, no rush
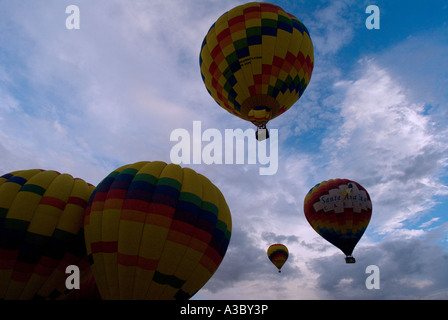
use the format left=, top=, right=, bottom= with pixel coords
left=200, top=2, right=314, bottom=140
left=0, top=169, right=94, bottom=299
left=84, top=161, right=232, bottom=300
left=303, top=179, right=372, bottom=263
left=267, top=243, right=288, bottom=272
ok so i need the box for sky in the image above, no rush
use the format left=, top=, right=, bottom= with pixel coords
left=0, top=0, right=447, bottom=300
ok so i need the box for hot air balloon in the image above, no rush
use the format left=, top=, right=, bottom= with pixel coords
left=84, top=161, right=232, bottom=300
left=200, top=2, right=314, bottom=140
left=303, top=179, right=372, bottom=263
left=63, top=275, right=101, bottom=300
left=267, top=243, right=288, bottom=272
left=0, top=169, right=94, bottom=299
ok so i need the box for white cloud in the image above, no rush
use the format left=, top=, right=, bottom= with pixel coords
left=397, top=278, right=434, bottom=290
left=419, top=217, right=440, bottom=229
left=320, top=59, right=448, bottom=236
left=0, top=89, right=19, bottom=115
left=375, top=28, right=448, bottom=109
left=306, top=0, right=358, bottom=55
left=0, top=0, right=243, bottom=182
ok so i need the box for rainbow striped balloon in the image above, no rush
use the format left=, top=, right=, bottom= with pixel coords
left=84, top=161, right=232, bottom=300
left=303, top=179, right=372, bottom=263
left=0, top=169, right=94, bottom=299
left=200, top=2, right=314, bottom=130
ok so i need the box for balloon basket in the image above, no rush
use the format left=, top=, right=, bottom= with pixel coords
left=256, top=125, right=269, bottom=141
left=345, top=256, right=356, bottom=263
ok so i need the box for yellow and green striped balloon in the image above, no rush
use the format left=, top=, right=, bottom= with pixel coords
left=200, top=2, right=314, bottom=132
left=84, top=161, right=232, bottom=300
left=0, top=169, right=94, bottom=299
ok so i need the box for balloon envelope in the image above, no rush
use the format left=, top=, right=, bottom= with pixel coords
left=303, top=179, right=372, bottom=262
left=0, top=169, right=94, bottom=299
left=267, top=243, right=288, bottom=272
left=84, top=161, right=232, bottom=300
left=200, top=2, right=314, bottom=132
left=63, top=275, right=101, bottom=300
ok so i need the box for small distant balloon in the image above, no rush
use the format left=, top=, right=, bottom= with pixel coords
left=303, top=179, right=373, bottom=263
left=267, top=244, right=289, bottom=272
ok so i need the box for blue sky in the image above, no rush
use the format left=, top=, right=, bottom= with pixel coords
left=0, top=0, right=447, bottom=299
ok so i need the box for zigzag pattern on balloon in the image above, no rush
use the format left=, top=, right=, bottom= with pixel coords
left=200, top=2, right=314, bottom=126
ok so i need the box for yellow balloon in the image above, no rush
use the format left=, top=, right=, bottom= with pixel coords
left=200, top=2, right=314, bottom=138
left=267, top=244, right=289, bottom=272
left=84, top=161, right=232, bottom=300
left=0, top=169, right=94, bottom=299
